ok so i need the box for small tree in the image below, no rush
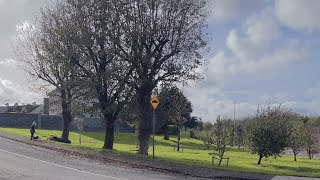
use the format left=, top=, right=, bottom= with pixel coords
left=166, top=87, right=192, bottom=151
left=247, top=105, right=291, bottom=165
left=197, top=119, right=204, bottom=131
left=203, top=121, right=214, bottom=149
left=287, top=114, right=306, bottom=161
left=184, top=116, right=202, bottom=130
left=156, top=86, right=193, bottom=142
left=236, top=122, right=244, bottom=149
left=156, top=87, right=175, bottom=140
left=213, top=116, right=230, bottom=166
left=304, top=121, right=319, bottom=159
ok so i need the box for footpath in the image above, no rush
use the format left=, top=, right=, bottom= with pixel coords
left=0, top=131, right=315, bottom=180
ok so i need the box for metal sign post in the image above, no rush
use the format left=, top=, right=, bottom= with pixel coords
left=152, top=108, right=155, bottom=158
left=150, top=96, right=160, bottom=158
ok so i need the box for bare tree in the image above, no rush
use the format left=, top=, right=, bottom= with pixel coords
left=213, top=116, right=231, bottom=166
left=113, top=0, right=210, bottom=155
left=304, top=121, right=319, bottom=159
left=39, top=0, right=134, bottom=149
left=236, top=122, right=244, bottom=149
left=203, top=122, right=214, bottom=149
left=165, top=87, right=192, bottom=151
left=14, top=6, right=84, bottom=143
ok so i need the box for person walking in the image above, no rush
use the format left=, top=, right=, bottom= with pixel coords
left=30, top=121, right=36, bottom=140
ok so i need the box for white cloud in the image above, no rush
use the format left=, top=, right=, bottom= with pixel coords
left=226, top=8, right=280, bottom=60
left=275, top=0, right=320, bottom=31
left=212, top=7, right=306, bottom=76
left=246, top=44, right=306, bottom=73
left=0, top=59, right=15, bottom=67
left=189, top=97, right=319, bottom=123
left=245, top=10, right=280, bottom=47
left=209, top=0, right=268, bottom=22
left=184, top=85, right=259, bottom=122
left=0, top=78, right=43, bottom=105
left=210, top=0, right=239, bottom=20
left=185, top=5, right=309, bottom=122
left=207, top=39, right=306, bottom=81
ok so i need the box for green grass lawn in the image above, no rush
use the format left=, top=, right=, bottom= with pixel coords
left=1, top=127, right=320, bottom=177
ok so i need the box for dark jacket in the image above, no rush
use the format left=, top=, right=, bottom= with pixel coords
left=30, top=123, right=36, bottom=133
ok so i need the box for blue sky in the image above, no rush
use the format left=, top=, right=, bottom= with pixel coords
left=184, top=0, right=320, bottom=121
left=0, top=0, right=319, bottom=122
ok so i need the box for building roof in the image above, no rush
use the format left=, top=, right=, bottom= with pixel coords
left=0, top=105, right=41, bottom=114
left=30, top=105, right=44, bottom=114
left=0, top=106, right=7, bottom=113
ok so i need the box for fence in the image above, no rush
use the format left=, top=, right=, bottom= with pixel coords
left=0, top=113, right=134, bottom=132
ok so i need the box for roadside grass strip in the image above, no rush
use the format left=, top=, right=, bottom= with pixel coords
left=1, top=127, right=320, bottom=177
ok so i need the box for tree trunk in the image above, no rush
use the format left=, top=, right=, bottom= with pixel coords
left=293, top=149, right=298, bottom=161
left=103, top=116, right=115, bottom=150
left=135, top=126, right=139, bottom=148
left=61, top=95, right=71, bottom=143
left=308, top=149, right=312, bottom=159
left=218, top=157, right=223, bottom=167
left=163, top=125, right=170, bottom=140
left=206, top=131, right=209, bottom=149
left=61, top=116, right=70, bottom=142
left=177, top=128, right=180, bottom=152
left=230, top=130, right=234, bottom=147
left=257, top=154, right=263, bottom=165
left=137, top=87, right=153, bottom=155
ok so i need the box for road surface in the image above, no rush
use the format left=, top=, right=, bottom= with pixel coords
left=0, top=137, right=208, bottom=180
left=1, top=135, right=320, bottom=180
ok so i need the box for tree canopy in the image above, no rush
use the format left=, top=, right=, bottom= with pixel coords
left=247, top=105, right=291, bottom=164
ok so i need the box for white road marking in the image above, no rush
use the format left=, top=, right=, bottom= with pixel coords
left=0, top=148, right=128, bottom=180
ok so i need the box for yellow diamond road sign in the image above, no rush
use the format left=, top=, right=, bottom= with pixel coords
left=150, top=96, right=160, bottom=110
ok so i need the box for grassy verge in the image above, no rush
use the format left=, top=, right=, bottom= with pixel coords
left=1, top=127, right=320, bottom=177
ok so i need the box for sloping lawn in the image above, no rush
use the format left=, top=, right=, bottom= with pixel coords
left=1, top=127, right=320, bottom=177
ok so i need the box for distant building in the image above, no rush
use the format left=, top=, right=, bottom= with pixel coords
left=0, top=99, right=48, bottom=114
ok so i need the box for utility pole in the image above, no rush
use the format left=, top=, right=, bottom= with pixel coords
left=233, top=101, right=236, bottom=147
left=152, top=109, right=155, bottom=158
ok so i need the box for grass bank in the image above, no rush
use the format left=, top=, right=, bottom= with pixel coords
left=1, top=127, right=320, bottom=177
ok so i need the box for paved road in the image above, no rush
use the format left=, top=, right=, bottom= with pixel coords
left=0, top=137, right=208, bottom=180
left=1, top=135, right=320, bottom=180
